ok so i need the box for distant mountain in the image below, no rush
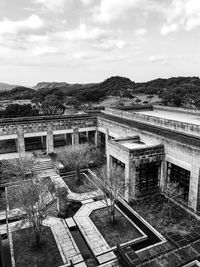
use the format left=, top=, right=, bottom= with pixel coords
left=0, top=82, right=17, bottom=91
left=33, top=81, right=96, bottom=92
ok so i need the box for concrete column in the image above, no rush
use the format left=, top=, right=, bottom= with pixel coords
left=41, top=136, right=45, bottom=149
left=46, top=123, right=54, bottom=154
left=72, top=128, right=79, bottom=145
left=189, top=166, right=200, bottom=212
left=160, top=158, right=167, bottom=190
left=124, top=161, right=130, bottom=202
left=17, top=126, right=25, bottom=158
left=86, top=131, right=89, bottom=143
left=94, top=129, right=99, bottom=147
left=105, top=128, right=109, bottom=154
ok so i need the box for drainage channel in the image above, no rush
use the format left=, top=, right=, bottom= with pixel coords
left=116, top=199, right=164, bottom=252
left=69, top=226, right=98, bottom=267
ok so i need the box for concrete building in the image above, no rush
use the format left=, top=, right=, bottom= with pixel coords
left=1, top=106, right=200, bottom=215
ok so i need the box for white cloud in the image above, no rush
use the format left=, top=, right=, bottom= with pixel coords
left=148, top=55, right=168, bottom=65
left=35, top=0, right=67, bottom=12
left=0, top=15, right=44, bottom=35
left=161, top=0, right=200, bottom=35
left=92, top=0, right=141, bottom=23
left=161, top=24, right=178, bottom=36
left=32, top=46, right=58, bottom=56
left=81, top=0, right=97, bottom=6
left=135, top=28, right=147, bottom=36
left=61, top=24, right=108, bottom=41
left=93, top=39, right=125, bottom=51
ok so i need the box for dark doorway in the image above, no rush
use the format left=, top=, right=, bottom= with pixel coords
left=139, top=162, right=160, bottom=192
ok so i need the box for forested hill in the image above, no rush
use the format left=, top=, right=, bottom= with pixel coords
left=1, top=76, right=200, bottom=108
left=134, top=76, right=200, bottom=94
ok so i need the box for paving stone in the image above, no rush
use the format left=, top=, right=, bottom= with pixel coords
left=190, top=240, right=200, bottom=254
left=81, top=199, right=94, bottom=205
left=97, top=251, right=116, bottom=264
left=65, top=218, right=76, bottom=228
left=175, top=246, right=198, bottom=263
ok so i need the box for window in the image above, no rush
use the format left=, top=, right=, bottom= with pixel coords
left=139, top=162, right=160, bottom=191
left=167, top=162, right=190, bottom=202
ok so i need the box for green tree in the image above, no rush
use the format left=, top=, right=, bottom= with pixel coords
left=57, top=145, right=95, bottom=184
left=41, top=99, right=65, bottom=115
left=3, top=104, right=39, bottom=118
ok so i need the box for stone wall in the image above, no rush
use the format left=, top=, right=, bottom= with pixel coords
left=102, top=108, right=200, bottom=138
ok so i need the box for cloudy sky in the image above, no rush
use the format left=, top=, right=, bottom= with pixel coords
left=0, top=0, right=200, bottom=86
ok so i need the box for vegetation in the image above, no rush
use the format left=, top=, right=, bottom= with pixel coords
left=13, top=226, right=63, bottom=267
left=9, top=177, right=55, bottom=246
left=90, top=207, right=142, bottom=247
left=57, top=145, right=102, bottom=184
left=0, top=158, right=34, bottom=185
left=131, top=193, right=200, bottom=235
left=1, top=76, right=200, bottom=110
left=90, top=166, right=125, bottom=224
left=1, top=104, right=39, bottom=118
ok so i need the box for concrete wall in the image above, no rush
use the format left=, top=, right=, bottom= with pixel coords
left=154, top=105, right=200, bottom=116
left=0, top=116, right=97, bottom=137
left=98, top=116, right=200, bottom=212
left=102, top=108, right=200, bottom=138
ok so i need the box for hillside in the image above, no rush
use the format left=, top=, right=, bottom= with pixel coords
left=33, top=81, right=96, bottom=92
left=1, top=76, right=200, bottom=108
left=0, top=82, right=17, bottom=91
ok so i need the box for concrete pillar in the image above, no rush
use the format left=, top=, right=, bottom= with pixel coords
left=189, top=166, right=200, bottom=212
left=86, top=131, right=89, bottom=143
left=105, top=128, right=109, bottom=154
left=94, top=129, right=100, bottom=147
left=17, top=126, right=25, bottom=158
left=160, top=158, right=167, bottom=190
left=41, top=136, right=45, bottom=149
left=72, top=128, right=79, bottom=145
left=46, top=123, right=54, bottom=154
left=124, top=161, right=130, bottom=202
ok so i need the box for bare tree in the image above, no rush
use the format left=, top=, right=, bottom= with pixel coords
left=161, top=181, right=183, bottom=220
left=89, top=165, right=126, bottom=224
left=0, top=158, right=34, bottom=186
left=57, top=145, right=99, bottom=184
left=8, top=177, right=55, bottom=246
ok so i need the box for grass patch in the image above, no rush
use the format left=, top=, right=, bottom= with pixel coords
left=131, top=194, right=200, bottom=235
left=63, top=174, right=97, bottom=194
left=13, top=226, right=63, bottom=267
left=90, top=207, right=142, bottom=247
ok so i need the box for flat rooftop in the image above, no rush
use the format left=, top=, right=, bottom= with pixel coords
left=134, top=110, right=200, bottom=125
left=121, top=142, right=146, bottom=150
left=113, top=137, right=159, bottom=151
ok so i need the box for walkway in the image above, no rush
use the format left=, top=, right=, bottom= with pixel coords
left=43, top=217, right=84, bottom=265
left=74, top=200, right=116, bottom=260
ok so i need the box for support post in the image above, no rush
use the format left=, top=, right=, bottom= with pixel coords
left=95, top=129, right=98, bottom=147
left=189, top=166, right=200, bottom=212
left=160, top=158, right=167, bottom=190
left=72, top=128, right=79, bottom=145
left=17, top=126, right=25, bottom=158
left=47, top=123, right=54, bottom=154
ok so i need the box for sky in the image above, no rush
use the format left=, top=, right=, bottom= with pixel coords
left=0, top=0, right=200, bottom=86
